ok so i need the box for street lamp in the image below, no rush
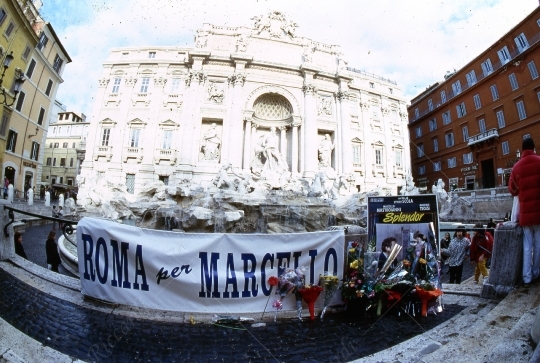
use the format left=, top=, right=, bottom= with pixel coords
left=0, top=51, right=26, bottom=107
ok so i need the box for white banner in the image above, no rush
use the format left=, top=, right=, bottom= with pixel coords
left=77, top=217, right=345, bottom=313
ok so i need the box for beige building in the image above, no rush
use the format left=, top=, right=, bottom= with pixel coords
left=41, top=109, right=88, bottom=195
left=81, top=11, right=410, bottom=194
left=1, top=0, right=70, bottom=196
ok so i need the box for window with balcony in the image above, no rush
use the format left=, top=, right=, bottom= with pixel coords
left=516, top=100, right=527, bottom=120
left=112, top=78, right=121, bottom=93
left=429, top=118, right=437, bottom=131
left=433, top=161, right=441, bottom=171
left=170, top=78, right=181, bottom=93
left=162, top=130, right=172, bottom=149
left=509, top=73, right=518, bottom=91
left=395, top=150, right=402, bottom=167
left=130, top=129, right=141, bottom=147
left=448, top=157, right=457, bottom=168
left=440, top=90, right=447, bottom=103
left=371, top=104, right=380, bottom=119
left=497, top=46, right=511, bottom=65
left=463, top=152, right=473, bottom=164
left=375, top=148, right=383, bottom=165
left=428, top=99, right=433, bottom=111
left=490, top=84, right=499, bottom=101
left=515, top=33, right=529, bottom=52
left=140, top=77, right=150, bottom=93
left=445, top=133, right=454, bottom=148
left=452, top=80, right=462, bottom=95
left=466, top=70, right=477, bottom=86
left=495, top=110, right=506, bottom=129
left=456, top=102, right=466, bottom=118
left=528, top=61, right=539, bottom=80
left=502, top=141, right=510, bottom=155
left=478, top=118, right=486, bottom=134
left=442, top=111, right=451, bottom=125
left=417, top=144, right=424, bottom=158
left=101, top=128, right=111, bottom=146
left=462, top=126, right=469, bottom=141
left=481, top=59, right=493, bottom=76
left=433, top=138, right=439, bottom=152
left=473, top=94, right=481, bottom=110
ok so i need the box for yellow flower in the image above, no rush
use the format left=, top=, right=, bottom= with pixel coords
left=419, top=258, right=427, bottom=264
left=349, top=248, right=356, bottom=254
left=350, top=260, right=359, bottom=269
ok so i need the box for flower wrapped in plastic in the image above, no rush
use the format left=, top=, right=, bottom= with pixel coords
left=272, top=267, right=306, bottom=321
left=318, top=273, right=340, bottom=320
left=298, top=285, right=323, bottom=320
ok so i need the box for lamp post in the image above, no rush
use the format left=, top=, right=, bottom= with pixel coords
left=0, top=52, right=26, bottom=107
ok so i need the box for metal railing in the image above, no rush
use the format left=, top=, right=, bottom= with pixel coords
left=3, top=205, right=79, bottom=244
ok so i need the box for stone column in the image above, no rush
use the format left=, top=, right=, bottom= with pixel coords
left=228, top=74, right=246, bottom=168
left=337, top=91, right=353, bottom=175
left=0, top=200, right=14, bottom=260
left=279, top=126, right=287, bottom=156
left=291, top=123, right=299, bottom=174
left=251, top=123, right=259, bottom=169
left=481, top=222, right=523, bottom=299
left=302, top=83, right=318, bottom=178
left=243, top=117, right=252, bottom=170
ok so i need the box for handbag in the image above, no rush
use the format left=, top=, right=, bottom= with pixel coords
left=511, top=196, right=520, bottom=223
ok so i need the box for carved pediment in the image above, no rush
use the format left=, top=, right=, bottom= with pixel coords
left=128, top=118, right=147, bottom=127
left=99, top=118, right=117, bottom=126
left=159, top=119, right=179, bottom=128
left=351, top=137, right=363, bottom=144
left=372, top=140, right=384, bottom=147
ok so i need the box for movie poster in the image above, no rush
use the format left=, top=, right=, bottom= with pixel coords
left=366, top=195, right=439, bottom=269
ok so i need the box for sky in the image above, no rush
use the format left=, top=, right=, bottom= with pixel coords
left=38, top=0, right=539, bottom=120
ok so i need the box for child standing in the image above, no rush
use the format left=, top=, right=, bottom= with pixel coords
left=441, top=226, right=471, bottom=284
left=471, top=223, right=494, bottom=284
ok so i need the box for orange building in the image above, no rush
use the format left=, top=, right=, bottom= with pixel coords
left=408, top=6, right=540, bottom=191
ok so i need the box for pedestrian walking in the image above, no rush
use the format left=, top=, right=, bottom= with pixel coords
left=57, top=206, right=64, bottom=230
left=441, top=226, right=471, bottom=284
left=470, top=223, right=493, bottom=284
left=52, top=205, right=58, bottom=230
left=508, top=137, right=540, bottom=288
left=45, top=231, right=61, bottom=273
left=14, top=232, right=27, bottom=259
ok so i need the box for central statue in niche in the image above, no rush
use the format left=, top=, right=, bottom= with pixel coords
left=251, top=126, right=290, bottom=187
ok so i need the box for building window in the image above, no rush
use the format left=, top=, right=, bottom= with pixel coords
left=162, top=130, right=172, bottom=149
left=52, top=54, right=63, bottom=73
left=0, top=111, right=9, bottom=136
left=37, top=107, right=46, bottom=125
left=452, top=80, right=462, bottom=95
left=170, top=78, right=181, bottom=93
left=429, top=118, right=437, bottom=131
left=101, top=128, right=111, bottom=146
left=53, top=158, right=56, bottom=166
left=54, top=142, right=59, bottom=148
left=417, top=144, right=424, bottom=158
left=369, top=82, right=375, bottom=89
left=140, top=77, right=150, bottom=93
left=497, top=46, right=511, bottom=65
left=352, top=144, right=362, bottom=164
left=516, top=100, right=527, bottom=120
left=456, top=102, right=466, bottom=118
left=389, top=88, right=393, bottom=94
left=481, top=59, right=493, bottom=76
left=37, top=33, right=48, bottom=51
left=0, top=7, right=7, bottom=26
left=448, top=157, right=457, bottom=168
left=528, top=61, right=539, bottom=80
left=490, top=84, right=499, bottom=101
left=375, top=149, right=382, bottom=165
left=463, top=152, right=473, bottom=164
left=502, top=141, right=510, bottom=155
left=442, top=111, right=451, bottom=125
left=414, top=108, right=419, bottom=119
left=509, top=73, right=518, bottom=91
left=148, top=51, right=156, bottom=58
left=415, top=126, right=422, bottom=138
left=26, top=59, right=37, bottom=79
left=473, top=94, right=481, bottom=110
left=478, top=118, right=486, bottom=134
left=495, top=109, right=507, bottom=127
left=126, top=174, right=135, bottom=194
left=462, top=126, right=469, bottom=141
left=62, top=142, right=68, bottom=148
left=418, top=165, right=426, bottom=175
left=30, top=142, right=39, bottom=160
left=72, top=142, right=76, bottom=148
left=112, top=78, right=121, bottom=93
left=433, top=161, right=441, bottom=172
left=440, top=90, right=446, bottom=103
left=22, top=45, right=31, bottom=60
left=433, top=138, right=439, bottom=152
left=428, top=99, right=433, bottom=111
left=515, top=33, right=529, bottom=52
left=45, top=79, right=53, bottom=96
left=445, top=133, right=454, bottom=148
left=524, top=133, right=531, bottom=140
left=4, top=21, right=15, bottom=39
left=46, top=157, right=51, bottom=166
left=130, top=129, right=140, bottom=147
left=395, top=150, right=402, bottom=167
left=371, top=104, right=379, bottom=119
left=15, top=90, right=25, bottom=112
left=466, top=70, right=477, bottom=86
left=70, top=158, right=74, bottom=167
left=6, top=130, right=17, bottom=152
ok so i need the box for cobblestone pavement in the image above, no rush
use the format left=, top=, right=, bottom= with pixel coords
left=0, top=224, right=476, bottom=363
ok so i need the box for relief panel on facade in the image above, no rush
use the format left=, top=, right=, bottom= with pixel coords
left=317, top=95, right=333, bottom=116
left=207, top=81, right=225, bottom=104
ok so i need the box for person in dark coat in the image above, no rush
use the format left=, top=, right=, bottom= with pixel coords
left=46, top=231, right=61, bottom=272
left=14, top=232, right=27, bottom=259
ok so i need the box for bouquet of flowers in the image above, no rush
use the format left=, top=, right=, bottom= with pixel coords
left=341, top=241, right=365, bottom=302
left=272, top=267, right=306, bottom=321
left=319, top=273, right=340, bottom=320
left=298, top=284, right=323, bottom=320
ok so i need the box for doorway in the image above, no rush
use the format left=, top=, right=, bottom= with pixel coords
left=4, top=166, right=15, bottom=186
left=481, top=159, right=495, bottom=188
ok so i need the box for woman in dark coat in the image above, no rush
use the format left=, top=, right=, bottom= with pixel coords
left=14, top=232, right=27, bottom=259
left=46, top=231, right=61, bottom=272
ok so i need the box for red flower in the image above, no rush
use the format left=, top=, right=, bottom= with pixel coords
left=268, top=276, right=279, bottom=286
left=351, top=242, right=359, bottom=248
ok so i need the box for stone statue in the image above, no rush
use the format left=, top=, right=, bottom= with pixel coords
left=432, top=178, right=449, bottom=201
left=207, top=82, right=224, bottom=103
left=302, top=45, right=314, bottom=63
left=257, top=126, right=289, bottom=173
left=328, top=175, right=350, bottom=199
left=212, top=163, right=235, bottom=190
left=400, top=173, right=420, bottom=195
left=318, top=134, right=334, bottom=168
left=201, top=123, right=221, bottom=161
left=236, top=36, right=247, bottom=52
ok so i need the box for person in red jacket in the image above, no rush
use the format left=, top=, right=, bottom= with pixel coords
left=508, top=137, right=540, bottom=288
left=471, top=223, right=493, bottom=284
